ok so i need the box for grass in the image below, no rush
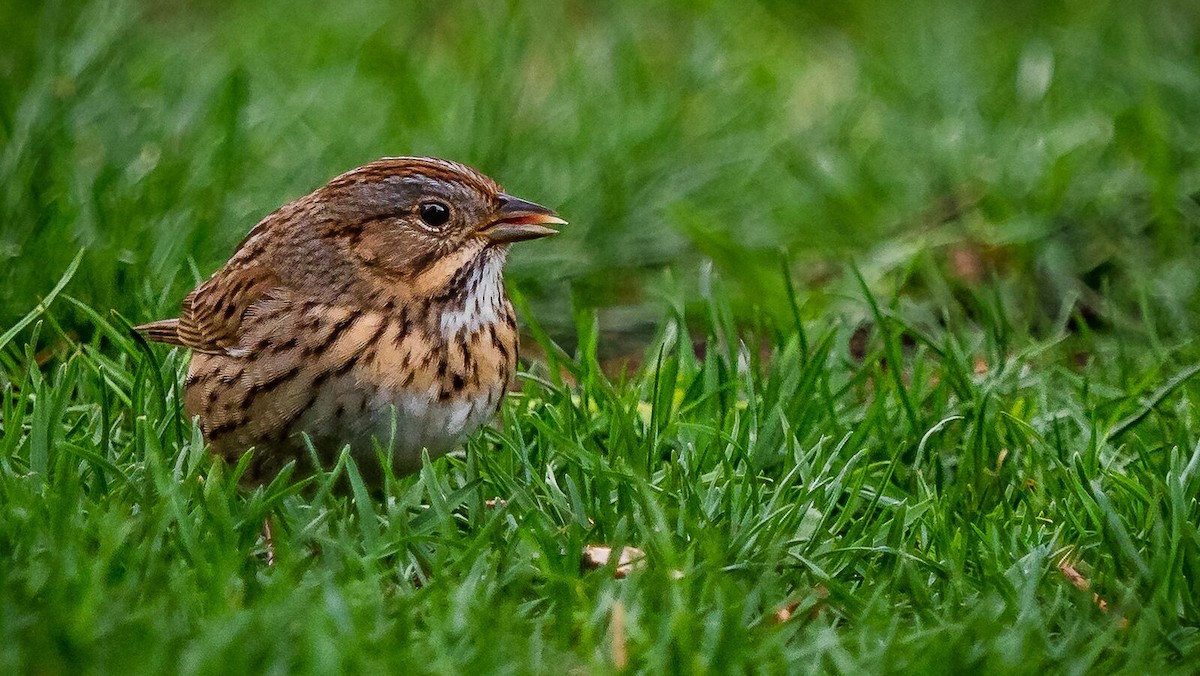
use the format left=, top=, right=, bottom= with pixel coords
left=4, top=263, right=1200, bottom=673
left=4, top=0, right=1200, bottom=673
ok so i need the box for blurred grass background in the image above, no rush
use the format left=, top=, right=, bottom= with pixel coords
left=4, top=0, right=1198, bottom=341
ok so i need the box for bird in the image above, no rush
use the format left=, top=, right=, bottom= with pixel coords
left=136, top=156, right=564, bottom=489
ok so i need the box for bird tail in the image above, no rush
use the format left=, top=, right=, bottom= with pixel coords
left=134, top=318, right=187, bottom=347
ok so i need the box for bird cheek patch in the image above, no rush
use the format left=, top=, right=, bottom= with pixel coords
left=408, top=243, right=483, bottom=297
left=351, top=224, right=437, bottom=280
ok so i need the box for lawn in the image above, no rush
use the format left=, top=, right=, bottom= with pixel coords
left=3, top=0, right=1200, bottom=673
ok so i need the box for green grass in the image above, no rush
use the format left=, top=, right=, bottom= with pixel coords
left=4, top=265, right=1200, bottom=673
left=4, top=0, right=1200, bottom=673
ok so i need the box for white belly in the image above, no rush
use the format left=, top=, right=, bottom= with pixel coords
left=365, top=384, right=500, bottom=461
left=296, top=378, right=503, bottom=475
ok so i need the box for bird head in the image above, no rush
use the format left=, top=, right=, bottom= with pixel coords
left=314, top=157, right=564, bottom=294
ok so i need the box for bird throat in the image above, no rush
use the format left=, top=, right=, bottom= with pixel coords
left=433, top=247, right=509, bottom=339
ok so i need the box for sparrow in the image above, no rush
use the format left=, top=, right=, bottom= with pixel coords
left=136, top=157, right=564, bottom=488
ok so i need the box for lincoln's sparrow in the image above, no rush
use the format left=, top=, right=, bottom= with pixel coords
left=137, top=157, right=563, bottom=487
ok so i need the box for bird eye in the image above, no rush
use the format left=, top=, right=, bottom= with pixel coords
left=418, top=201, right=451, bottom=228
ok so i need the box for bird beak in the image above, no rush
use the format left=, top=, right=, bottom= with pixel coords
left=483, top=193, right=566, bottom=243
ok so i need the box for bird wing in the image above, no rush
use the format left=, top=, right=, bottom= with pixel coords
left=136, top=264, right=282, bottom=355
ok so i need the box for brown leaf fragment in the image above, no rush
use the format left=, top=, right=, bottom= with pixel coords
left=582, top=545, right=646, bottom=579
left=950, top=245, right=986, bottom=286
left=973, top=355, right=989, bottom=375
left=995, top=448, right=1009, bottom=471
left=1057, top=557, right=1129, bottom=629
left=610, top=601, right=628, bottom=670
left=773, top=603, right=797, bottom=624
left=261, top=518, right=276, bottom=567
left=34, top=334, right=77, bottom=367
left=1058, top=558, right=1089, bottom=591
left=849, top=324, right=871, bottom=362
left=770, top=585, right=829, bottom=624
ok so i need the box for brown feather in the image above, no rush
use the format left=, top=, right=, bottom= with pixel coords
left=134, top=318, right=186, bottom=347
left=176, top=265, right=281, bottom=354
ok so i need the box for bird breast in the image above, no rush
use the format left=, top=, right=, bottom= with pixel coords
left=185, top=276, right=518, bottom=479
left=298, top=293, right=516, bottom=474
